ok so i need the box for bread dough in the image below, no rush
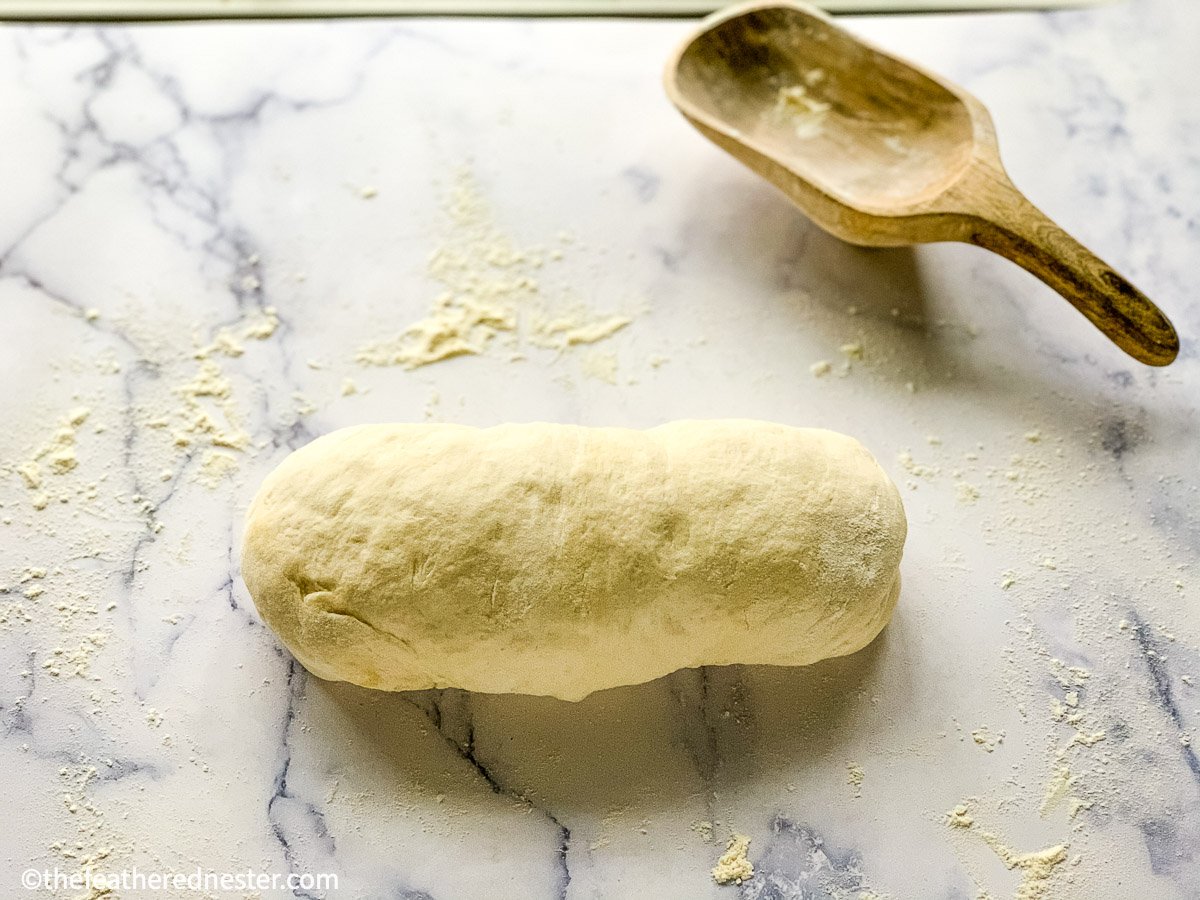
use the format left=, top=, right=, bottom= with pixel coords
left=241, top=420, right=905, bottom=700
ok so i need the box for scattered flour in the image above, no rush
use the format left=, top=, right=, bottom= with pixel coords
left=194, top=306, right=279, bottom=359
left=532, top=313, right=631, bottom=349
left=897, top=450, right=938, bottom=479
left=956, top=481, right=982, bottom=504
left=774, top=84, right=831, bottom=139
left=168, top=359, right=251, bottom=470
left=355, top=170, right=633, bottom=373
left=580, top=350, right=619, bottom=385
left=946, top=802, right=1068, bottom=900
left=712, top=834, right=754, bottom=885
left=1039, top=765, right=1074, bottom=816
left=196, top=450, right=239, bottom=488
left=981, top=834, right=1068, bottom=900
left=356, top=291, right=517, bottom=369
left=846, top=761, right=865, bottom=797
left=946, top=804, right=975, bottom=829
left=839, top=341, right=864, bottom=360
left=971, top=726, right=1004, bottom=753
left=13, top=406, right=91, bottom=508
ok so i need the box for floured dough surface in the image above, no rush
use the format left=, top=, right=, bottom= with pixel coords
left=241, top=420, right=906, bottom=700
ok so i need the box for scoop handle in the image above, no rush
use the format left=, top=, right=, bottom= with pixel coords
left=965, top=178, right=1178, bottom=366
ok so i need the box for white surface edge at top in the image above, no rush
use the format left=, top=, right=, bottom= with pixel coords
left=0, top=0, right=1105, bottom=19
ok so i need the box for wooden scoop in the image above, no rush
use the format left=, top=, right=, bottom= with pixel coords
left=664, top=0, right=1179, bottom=366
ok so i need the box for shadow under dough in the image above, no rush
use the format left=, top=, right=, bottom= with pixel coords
left=301, top=624, right=889, bottom=819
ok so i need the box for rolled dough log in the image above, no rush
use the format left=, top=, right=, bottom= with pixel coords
left=241, top=421, right=905, bottom=700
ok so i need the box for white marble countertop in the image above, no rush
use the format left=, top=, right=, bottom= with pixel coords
left=1, top=3, right=1197, bottom=898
